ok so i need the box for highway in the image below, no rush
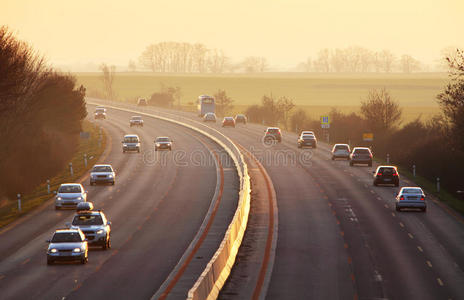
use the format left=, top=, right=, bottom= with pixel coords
left=1, top=100, right=464, bottom=300
left=127, top=104, right=464, bottom=300
left=0, top=106, right=239, bottom=300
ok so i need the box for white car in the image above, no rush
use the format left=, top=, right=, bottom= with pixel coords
left=122, top=134, right=141, bottom=153
left=299, top=130, right=314, bottom=137
left=203, top=112, right=217, bottom=122
left=90, top=164, right=115, bottom=185
left=396, top=187, right=427, bottom=212
left=331, top=144, right=351, bottom=160
left=55, top=183, right=87, bottom=210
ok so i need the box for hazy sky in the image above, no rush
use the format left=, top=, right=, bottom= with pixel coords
left=2, top=0, right=463, bottom=68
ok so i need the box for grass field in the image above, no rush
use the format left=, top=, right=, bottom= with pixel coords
left=0, top=120, right=107, bottom=228
left=76, top=72, right=448, bottom=123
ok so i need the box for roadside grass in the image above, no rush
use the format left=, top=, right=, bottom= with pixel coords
left=76, top=72, right=445, bottom=124
left=0, top=120, right=107, bottom=228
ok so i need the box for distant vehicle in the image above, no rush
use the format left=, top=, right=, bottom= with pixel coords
left=137, top=98, right=147, bottom=106
left=395, top=187, right=427, bottom=212
left=222, top=117, right=236, bottom=128
left=264, top=127, right=282, bottom=143
left=203, top=112, right=217, bottom=122
left=130, top=116, right=144, bottom=127
left=94, top=107, right=106, bottom=119
left=46, top=228, right=88, bottom=265
left=234, top=114, right=247, bottom=124
left=331, top=144, right=351, bottom=160
left=349, top=147, right=373, bottom=167
left=373, top=166, right=399, bottom=186
left=299, top=130, right=314, bottom=137
left=122, top=134, right=141, bottom=153
left=68, top=205, right=112, bottom=250
left=297, top=134, right=317, bottom=148
left=90, top=164, right=115, bottom=185
left=198, top=95, right=215, bottom=117
left=55, top=183, right=87, bottom=210
left=155, top=136, right=172, bottom=151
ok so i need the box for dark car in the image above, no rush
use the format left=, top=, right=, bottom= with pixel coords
left=68, top=207, right=112, bottom=250
left=137, top=98, right=147, bottom=106
left=297, top=134, right=317, bottom=148
left=349, top=147, right=373, bottom=167
left=373, top=166, right=399, bottom=186
left=155, top=137, right=173, bottom=151
left=234, top=114, right=247, bottom=124
left=94, top=107, right=106, bottom=119
left=264, top=127, right=282, bottom=143
left=222, top=117, right=236, bottom=128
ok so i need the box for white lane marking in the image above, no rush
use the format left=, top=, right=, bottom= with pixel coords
left=384, top=204, right=389, bottom=209
left=392, top=212, right=396, bottom=217
left=417, top=246, right=423, bottom=252
left=374, top=270, right=383, bottom=282
left=377, top=196, right=382, bottom=200
left=399, top=222, right=405, bottom=228
left=370, top=190, right=375, bottom=194
left=437, top=278, right=444, bottom=286
left=426, top=261, right=433, bottom=268
left=408, top=233, right=414, bottom=239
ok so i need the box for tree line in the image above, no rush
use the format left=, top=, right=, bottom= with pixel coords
left=0, top=26, right=87, bottom=199
left=138, top=42, right=267, bottom=73
left=297, top=47, right=422, bottom=73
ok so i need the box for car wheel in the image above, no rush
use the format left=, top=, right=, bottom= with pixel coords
left=81, top=257, right=88, bottom=264
left=331, top=156, right=334, bottom=160
left=396, top=206, right=401, bottom=212
left=373, top=182, right=378, bottom=186
left=137, top=149, right=140, bottom=153
left=350, top=162, right=353, bottom=166
left=55, top=206, right=60, bottom=210
left=111, top=181, right=115, bottom=185
left=47, top=259, right=53, bottom=265
left=395, top=182, right=399, bottom=187
left=368, top=162, right=372, bottom=167
left=422, top=207, right=427, bottom=213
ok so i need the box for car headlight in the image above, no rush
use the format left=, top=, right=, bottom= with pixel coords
left=96, top=229, right=104, bottom=234
left=123, top=144, right=127, bottom=147
left=76, top=196, right=82, bottom=201
left=73, top=248, right=81, bottom=253
left=56, top=197, right=62, bottom=201
left=156, top=143, right=160, bottom=146
left=50, top=248, right=58, bottom=253
left=108, top=174, right=113, bottom=178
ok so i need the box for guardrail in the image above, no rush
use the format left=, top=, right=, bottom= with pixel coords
left=87, top=98, right=251, bottom=299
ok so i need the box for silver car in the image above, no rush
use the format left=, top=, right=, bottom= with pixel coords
left=331, top=144, right=351, bottom=160
left=68, top=207, right=112, bottom=250
left=129, top=116, right=144, bottom=127
left=55, top=183, right=87, bottom=210
left=155, top=137, right=173, bottom=151
left=90, top=164, right=115, bottom=185
left=203, top=112, right=217, bottom=122
left=395, top=187, right=427, bottom=212
left=46, top=228, right=88, bottom=265
left=122, top=134, right=141, bottom=153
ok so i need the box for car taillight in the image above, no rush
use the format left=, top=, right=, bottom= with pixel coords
left=399, top=196, right=404, bottom=201
left=393, top=173, right=398, bottom=176
left=377, top=173, right=382, bottom=176
left=420, top=196, right=425, bottom=201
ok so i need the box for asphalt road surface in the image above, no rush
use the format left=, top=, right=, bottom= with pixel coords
left=0, top=106, right=238, bottom=300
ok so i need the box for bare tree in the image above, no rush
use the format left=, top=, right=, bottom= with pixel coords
left=379, top=50, right=396, bottom=73
left=100, top=63, right=116, bottom=100
left=360, top=88, right=402, bottom=133
left=314, top=49, right=330, bottom=72
left=128, top=60, right=136, bottom=72
left=242, top=56, right=267, bottom=73
left=213, top=89, right=234, bottom=116
left=400, top=54, right=421, bottom=73
left=277, top=96, right=295, bottom=129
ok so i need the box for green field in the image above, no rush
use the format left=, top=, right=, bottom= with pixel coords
left=76, top=72, right=448, bottom=123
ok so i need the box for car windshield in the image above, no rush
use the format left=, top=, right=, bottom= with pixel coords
left=224, top=118, right=233, bottom=121
left=403, top=188, right=422, bottom=194
left=268, top=129, right=279, bottom=133
left=58, top=185, right=81, bottom=193
left=124, top=137, right=139, bottom=143
left=379, top=167, right=395, bottom=173
left=303, top=135, right=315, bottom=140
left=72, top=214, right=103, bottom=225
left=51, top=232, right=83, bottom=243
left=132, top=116, right=141, bottom=120
left=96, top=109, right=105, bottom=113
left=156, top=138, right=170, bottom=142
left=354, top=149, right=370, bottom=154
left=92, top=166, right=112, bottom=172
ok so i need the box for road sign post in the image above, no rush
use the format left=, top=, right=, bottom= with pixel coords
left=69, top=162, right=73, bottom=177
left=17, top=194, right=21, bottom=213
